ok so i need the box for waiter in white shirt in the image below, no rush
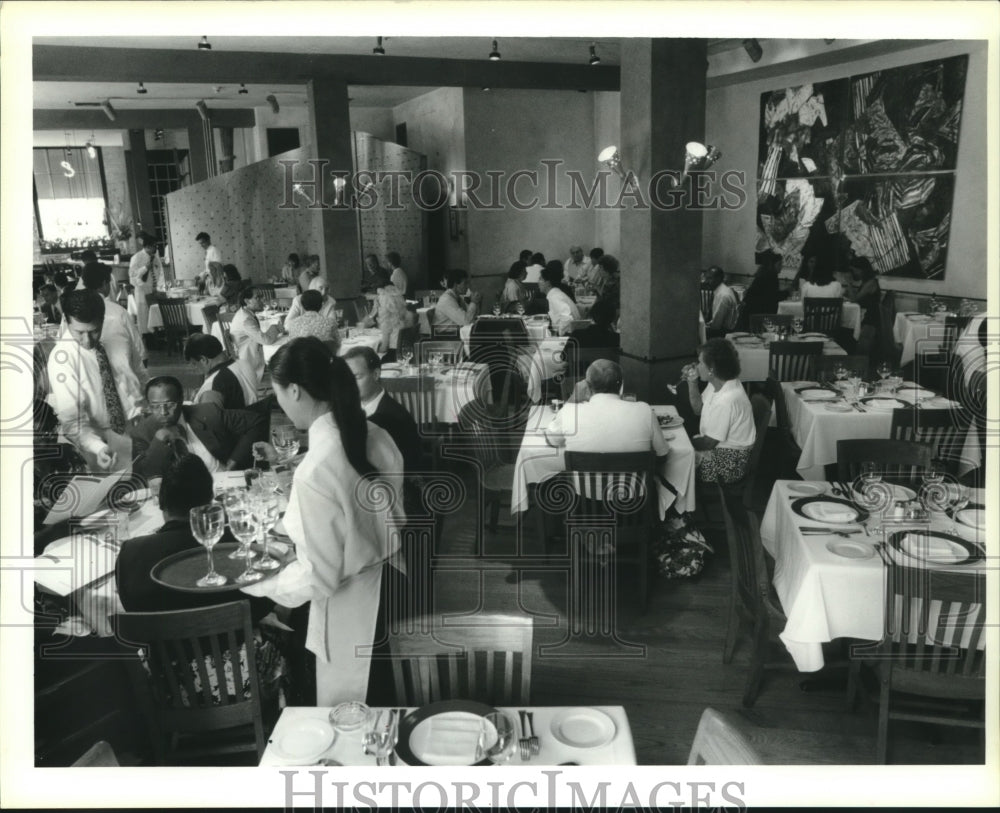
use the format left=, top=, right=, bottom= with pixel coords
left=196, top=231, right=223, bottom=290
left=47, top=290, right=144, bottom=471
left=128, top=233, right=164, bottom=340
left=80, top=262, right=148, bottom=374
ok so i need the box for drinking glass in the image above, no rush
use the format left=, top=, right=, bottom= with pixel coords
left=834, top=364, right=849, bottom=387
left=190, top=504, right=227, bottom=587
left=229, top=507, right=264, bottom=584
left=792, top=317, right=804, bottom=336
left=400, top=346, right=414, bottom=370
left=859, top=462, right=885, bottom=533
left=335, top=309, right=345, bottom=327
left=876, top=362, right=892, bottom=382
left=761, top=318, right=775, bottom=338
left=251, top=495, right=282, bottom=571
left=492, top=302, right=502, bottom=316
left=363, top=711, right=398, bottom=766
left=272, top=425, right=300, bottom=463
left=244, top=467, right=262, bottom=492
left=478, top=711, right=517, bottom=764
left=220, top=488, right=252, bottom=559
left=516, top=302, right=526, bottom=316
left=949, top=484, right=970, bottom=534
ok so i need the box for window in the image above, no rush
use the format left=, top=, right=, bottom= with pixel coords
left=33, top=147, right=108, bottom=246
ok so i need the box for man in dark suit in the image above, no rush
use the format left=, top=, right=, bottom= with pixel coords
left=38, top=284, right=63, bottom=324
left=343, top=346, right=422, bottom=474
left=129, top=375, right=267, bottom=479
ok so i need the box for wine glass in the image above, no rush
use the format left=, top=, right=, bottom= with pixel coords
left=762, top=317, right=775, bottom=339
left=516, top=301, right=526, bottom=316
left=948, top=484, right=970, bottom=534
left=876, top=362, right=892, bottom=382
left=400, top=346, right=414, bottom=370
left=272, top=425, right=300, bottom=464
left=791, top=316, right=804, bottom=336
left=492, top=301, right=502, bottom=316
left=364, top=711, right=398, bottom=766
left=478, top=711, right=517, bottom=764
left=190, top=504, right=227, bottom=587
left=251, top=494, right=282, bottom=571
left=834, top=363, right=849, bottom=388
left=220, top=488, right=252, bottom=559
left=229, top=507, right=264, bottom=584
left=859, top=462, right=885, bottom=533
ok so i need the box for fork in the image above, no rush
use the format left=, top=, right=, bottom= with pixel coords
left=517, top=710, right=532, bottom=761
left=525, top=711, right=539, bottom=756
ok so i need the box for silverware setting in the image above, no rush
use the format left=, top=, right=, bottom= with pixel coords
left=799, top=526, right=864, bottom=537
left=517, top=710, right=539, bottom=760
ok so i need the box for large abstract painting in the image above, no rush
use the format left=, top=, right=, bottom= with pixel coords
left=756, top=55, right=967, bottom=281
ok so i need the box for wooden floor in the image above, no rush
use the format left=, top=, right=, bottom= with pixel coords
left=130, top=348, right=987, bottom=766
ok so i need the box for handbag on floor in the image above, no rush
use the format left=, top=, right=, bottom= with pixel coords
left=654, top=515, right=713, bottom=579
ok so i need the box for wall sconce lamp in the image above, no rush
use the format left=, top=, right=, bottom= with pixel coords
left=598, top=146, right=630, bottom=182
left=678, top=141, right=722, bottom=185
left=266, top=94, right=280, bottom=114
left=488, top=39, right=501, bottom=61
left=589, top=44, right=601, bottom=66
left=742, top=38, right=763, bottom=63
left=332, top=176, right=348, bottom=206
left=373, top=36, right=385, bottom=56
left=195, top=100, right=210, bottom=122
left=198, top=36, right=212, bottom=51
left=100, top=100, right=117, bottom=121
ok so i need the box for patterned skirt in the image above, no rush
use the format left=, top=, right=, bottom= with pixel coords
left=696, top=445, right=752, bottom=484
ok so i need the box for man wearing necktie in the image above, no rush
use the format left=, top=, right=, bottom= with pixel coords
left=128, top=233, right=164, bottom=342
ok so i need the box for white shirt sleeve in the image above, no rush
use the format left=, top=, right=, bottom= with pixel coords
left=47, top=347, right=108, bottom=456
left=434, top=290, right=472, bottom=326
left=649, top=409, right=669, bottom=457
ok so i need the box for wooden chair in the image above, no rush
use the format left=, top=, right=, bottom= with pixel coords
left=382, top=375, right=437, bottom=433
left=469, top=318, right=531, bottom=416
left=700, top=288, right=715, bottom=323
left=389, top=613, right=533, bottom=707
left=429, top=313, right=461, bottom=338
left=200, top=303, right=221, bottom=338
left=767, top=340, right=823, bottom=382
left=846, top=564, right=986, bottom=763
left=71, top=740, right=120, bottom=767
left=717, top=483, right=790, bottom=707
left=349, top=296, right=373, bottom=326
left=803, top=297, right=843, bottom=335
left=115, top=600, right=266, bottom=765
left=157, top=299, right=194, bottom=356
left=748, top=313, right=793, bottom=335
left=762, top=376, right=801, bottom=479
left=687, top=708, right=763, bottom=765
left=255, top=283, right=276, bottom=308
left=454, top=401, right=517, bottom=533
left=889, top=407, right=972, bottom=476
left=563, top=450, right=659, bottom=614
left=835, top=438, right=934, bottom=487
left=814, top=354, right=869, bottom=384
left=417, top=338, right=463, bottom=367
left=216, top=311, right=236, bottom=358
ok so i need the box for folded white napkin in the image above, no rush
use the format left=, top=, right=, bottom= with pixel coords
left=805, top=502, right=857, bottom=523
left=865, top=398, right=900, bottom=410
left=412, top=713, right=484, bottom=765
left=900, top=533, right=961, bottom=560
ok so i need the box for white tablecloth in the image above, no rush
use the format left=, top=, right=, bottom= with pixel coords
left=128, top=295, right=209, bottom=331
left=384, top=362, right=491, bottom=424
left=892, top=312, right=950, bottom=367
left=726, top=334, right=846, bottom=381
left=511, top=404, right=696, bottom=517
left=778, top=300, right=862, bottom=340
left=259, top=705, right=636, bottom=766
left=760, top=480, right=987, bottom=672
left=782, top=382, right=980, bottom=480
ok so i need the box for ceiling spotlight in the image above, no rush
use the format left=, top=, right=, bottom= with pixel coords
left=742, top=38, right=763, bottom=63
left=100, top=100, right=117, bottom=121
left=198, top=36, right=212, bottom=51
left=266, top=94, right=280, bottom=114
left=85, top=141, right=97, bottom=159
left=482, top=87, right=491, bottom=92
left=488, top=39, right=501, bottom=61
left=373, top=36, right=385, bottom=56
left=154, top=129, right=164, bottom=141
left=589, top=43, right=601, bottom=66
left=136, top=82, right=148, bottom=95
left=238, top=83, right=248, bottom=95
left=598, top=145, right=629, bottom=182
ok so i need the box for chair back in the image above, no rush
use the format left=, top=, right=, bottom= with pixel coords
left=814, top=354, right=868, bottom=384
left=718, top=483, right=773, bottom=637
left=835, top=438, right=934, bottom=485
left=389, top=614, right=533, bottom=706
left=767, top=340, right=823, bottom=382
left=255, top=283, right=276, bottom=307
left=417, top=339, right=463, bottom=367
left=216, top=312, right=236, bottom=358
left=762, top=377, right=791, bottom=430
left=382, top=375, right=437, bottom=430
left=429, top=313, right=461, bottom=338
left=878, top=289, right=898, bottom=363
left=803, top=297, right=842, bottom=334
left=742, top=392, right=774, bottom=506
left=469, top=319, right=531, bottom=414
left=145, top=291, right=166, bottom=307
left=563, top=451, right=657, bottom=526
left=687, top=707, right=763, bottom=765
left=396, top=324, right=419, bottom=355
left=350, top=296, right=373, bottom=326
left=157, top=299, right=190, bottom=330
left=115, top=600, right=266, bottom=764
left=199, top=303, right=220, bottom=337
left=700, top=288, right=715, bottom=322
left=880, top=564, right=986, bottom=680
left=889, top=407, right=971, bottom=473
left=748, top=313, right=793, bottom=335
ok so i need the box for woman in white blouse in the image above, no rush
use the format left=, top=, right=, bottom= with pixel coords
left=538, top=262, right=581, bottom=336
left=286, top=276, right=337, bottom=322
left=360, top=272, right=411, bottom=355
left=685, top=338, right=756, bottom=483
left=799, top=262, right=844, bottom=299
left=244, top=337, right=406, bottom=705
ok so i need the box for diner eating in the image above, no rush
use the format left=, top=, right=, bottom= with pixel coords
left=17, top=29, right=993, bottom=798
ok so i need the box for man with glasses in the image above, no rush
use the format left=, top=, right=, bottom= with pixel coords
left=129, top=375, right=266, bottom=478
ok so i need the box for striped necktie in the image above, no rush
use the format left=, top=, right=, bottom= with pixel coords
left=94, top=342, right=127, bottom=433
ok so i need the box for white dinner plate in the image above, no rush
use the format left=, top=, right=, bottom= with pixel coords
left=919, top=397, right=956, bottom=409
left=908, top=314, right=933, bottom=322
left=956, top=508, right=985, bottom=531
left=408, top=711, right=493, bottom=766
left=799, top=333, right=827, bottom=339
left=801, top=501, right=864, bottom=524
left=898, top=534, right=971, bottom=565
left=852, top=483, right=916, bottom=502
left=549, top=707, right=616, bottom=749
left=733, top=337, right=762, bottom=345
left=270, top=718, right=336, bottom=762
left=380, top=369, right=402, bottom=378
left=787, top=482, right=826, bottom=496
left=797, top=388, right=838, bottom=400
left=826, top=540, right=876, bottom=559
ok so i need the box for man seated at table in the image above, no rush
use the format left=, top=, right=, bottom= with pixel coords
left=703, top=266, right=739, bottom=339
left=47, top=290, right=145, bottom=471
left=286, top=275, right=337, bottom=321
left=231, top=286, right=283, bottom=381
left=564, top=245, right=593, bottom=284
left=130, top=375, right=267, bottom=478
left=433, top=268, right=483, bottom=328
left=184, top=333, right=259, bottom=409
left=565, top=298, right=621, bottom=380
left=344, top=346, right=422, bottom=476
left=286, top=290, right=340, bottom=345
left=81, top=262, right=148, bottom=373
left=539, top=263, right=582, bottom=336
left=545, top=360, right=669, bottom=460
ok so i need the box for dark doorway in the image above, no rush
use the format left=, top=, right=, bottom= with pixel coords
left=267, top=128, right=301, bottom=157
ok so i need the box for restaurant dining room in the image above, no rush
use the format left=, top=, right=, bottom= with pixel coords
left=1, top=2, right=997, bottom=809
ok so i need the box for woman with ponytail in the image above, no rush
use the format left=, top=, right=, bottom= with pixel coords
left=242, top=336, right=405, bottom=705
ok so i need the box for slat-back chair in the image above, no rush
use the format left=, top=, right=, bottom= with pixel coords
left=748, top=313, right=793, bottom=335
left=717, top=483, right=789, bottom=706
left=417, top=339, right=463, bottom=367
left=389, top=614, right=533, bottom=707
left=687, top=708, right=763, bottom=765
left=700, top=288, right=715, bottom=323
left=429, top=313, right=461, bottom=338
left=216, top=311, right=236, bottom=359
left=742, top=392, right=775, bottom=514
left=767, top=340, right=823, bottom=382
left=158, top=299, right=194, bottom=356
left=381, top=375, right=438, bottom=433
left=469, top=318, right=531, bottom=416
left=803, top=297, right=843, bottom=335
left=847, top=564, right=986, bottom=763
left=115, top=600, right=266, bottom=765
left=762, top=377, right=801, bottom=480
left=889, top=407, right=972, bottom=476
left=563, top=450, right=658, bottom=614
left=454, top=401, right=517, bottom=532
left=835, top=438, right=934, bottom=488
left=814, top=354, right=869, bottom=384
left=255, top=284, right=276, bottom=308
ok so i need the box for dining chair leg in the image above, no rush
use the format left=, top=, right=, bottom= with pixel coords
left=876, top=676, right=891, bottom=764
left=723, top=596, right=739, bottom=664
left=637, top=539, right=649, bottom=614
left=488, top=494, right=501, bottom=533
left=742, top=621, right=768, bottom=708
left=845, top=660, right=861, bottom=711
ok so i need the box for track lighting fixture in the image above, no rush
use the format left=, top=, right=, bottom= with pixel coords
left=373, top=36, right=385, bottom=56
left=742, top=38, right=763, bottom=63
left=589, top=44, right=601, bottom=66
left=137, top=82, right=147, bottom=95
left=198, top=36, right=212, bottom=51
left=488, top=39, right=501, bottom=61
left=100, top=100, right=117, bottom=122
left=238, top=84, right=248, bottom=95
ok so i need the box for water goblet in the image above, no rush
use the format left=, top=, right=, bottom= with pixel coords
left=229, top=507, right=264, bottom=583
left=858, top=462, right=888, bottom=533
left=876, top=362, right=892, bottom=382
left=244, top=467, right=262, bottom=492
left=792, top=317, right=804, bottom=336
left=220, top=488, right=252, bottom=559
left=400, top=346, right=414, bottom=370
left=190, top=504, right=227, bottom=587
left=272, top=424, right=300, bottom=464
left=251, top=494, right=282, bottom=572
left=335, top=309, right=345, bottom=328
left=834, top=364, right=849, bottom=387
left=478, top=711, right=517, bottom=764
left=948, top=484, right=970, bottom=534
left=492, top=302, right=502, bottom=316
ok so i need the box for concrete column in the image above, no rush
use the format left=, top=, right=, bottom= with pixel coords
left=306, top=77, right=362, bottom=301
left=125, top=129, right=156, bottom=240
left=618, top=39, right=707, bottom=400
